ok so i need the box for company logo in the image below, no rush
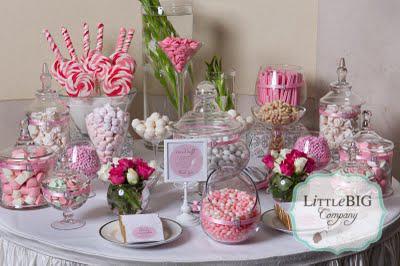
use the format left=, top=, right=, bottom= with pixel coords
left=289, top=171, right=387, bottom=254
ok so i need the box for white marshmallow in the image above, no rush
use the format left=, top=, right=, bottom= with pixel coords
left=15, top=171, right=32, bottom=185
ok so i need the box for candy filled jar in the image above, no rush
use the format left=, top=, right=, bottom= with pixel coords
left=41, top=156, right=91, bottom=230
left=0, top=120, right=56, bottom=209
left=319, top=58, right=365, bottom=155
left=171, top=81, right=250, bottom=172
left=27, top=63, right=70, bottom=152
left=200, top=167, right=261, bottom=244
left=340, top=111, right=394, bottom=197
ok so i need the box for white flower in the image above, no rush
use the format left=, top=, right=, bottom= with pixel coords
left=279, top=149, right=290, bottom=159
left=97, top=162, right=112, bottom=182
left=112, top=157, right=120, bottom=165
left=127, top=168, right=139, bottom=185
left=294, top=157, right=308, bottom=174
left=148, top=160, right=157, bottom=169
left=273, top=162, right=281, bottom=174
left=270, top=150, right=279, bottom=159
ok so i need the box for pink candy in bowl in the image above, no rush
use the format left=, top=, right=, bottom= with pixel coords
left=200, top=168, right=261, bottom=244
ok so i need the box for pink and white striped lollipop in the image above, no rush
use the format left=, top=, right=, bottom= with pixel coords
left=158, top=37, right=202, bottom=73
left=110, top=52, right=136, bottom=73
left=43, top=29, right=66, bottom=86
left=103, top=65, right=132, bottom=96
left=61, top=27, right=78, bottom=62
left=96, top=23, right=104, bottom=52
left=82, top=22, right=90, bottom=59
left=65, top=71, right=95, bottom=97
left=83, top=51, right=112, bottom=82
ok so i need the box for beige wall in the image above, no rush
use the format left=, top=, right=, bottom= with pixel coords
left=0, top=0, right=318, bottom=100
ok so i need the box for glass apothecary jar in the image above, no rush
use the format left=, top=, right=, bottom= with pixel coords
left=319, top=58, right=365, bottom=154
left=200, top=167, right=261, bottom=244
left=171, top=81, right=250, bottom=172
left=0, top=120, right=56, bottom=209
left=339, top=111, right=394, bottom=197
left=27, top=63, right=70, bottom=152
left=255, top=64, right=307, bottom=106
left=141, top=0, right=194, bottom=121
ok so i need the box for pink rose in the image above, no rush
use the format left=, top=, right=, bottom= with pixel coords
left=262, top=154, right=275, bottom=169
left=117, top=158, right=135, bottom=171
left=304, top=158, right=316, bottom=173
left=280, top=159, right=295, bottom=176
left=135, top=161, right=155, bottom=180
left=109, top=165, right=126, bottom=185
left=286, top=149, right=307, bottom=164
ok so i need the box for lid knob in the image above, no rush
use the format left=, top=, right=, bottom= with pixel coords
left=337, top=58, right=348, bottom=83
left=348, top=141, right=358, bottom=162
left=362, top=110, right=372, bottom=130
left=16, top=117, right=34, bottom=146
left=40, top=63, right=52, bottom=92
left=196, top=81, right=217, bottom=98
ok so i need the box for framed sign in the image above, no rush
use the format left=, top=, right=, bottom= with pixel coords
left=164, top=139, right=208, bottom=182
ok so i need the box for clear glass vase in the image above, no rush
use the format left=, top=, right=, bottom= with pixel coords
left=107, top=184, right=150, bottom=215
left=141, top=0, right=194, bottom=121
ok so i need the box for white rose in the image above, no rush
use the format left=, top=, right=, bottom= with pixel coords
left=148, top=160, right=157, bottom=169
left=97, top=162, right=112, bottom=182
left=270, top=150, right=279, bottom=158
left=127, top=168, right=139, bottom=185
left=279, top=149, right=290, bottom=159
left=294, top=157, right=308, bottom=174
left=273, top=162, right=281, bottom=174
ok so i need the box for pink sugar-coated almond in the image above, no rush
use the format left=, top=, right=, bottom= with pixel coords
left=26, top=178, right=38, bottom=188
left=10, top=181, right=21, bottom=190
left=28, top=187, right=41, bottom=197
left=36, top=172, right=44, bottom=183
left=2, top=183, right=12, bottom=194
left=20, top=185, right=29, bottom=195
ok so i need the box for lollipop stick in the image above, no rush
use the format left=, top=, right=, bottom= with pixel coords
left=43, top=29, right=63, bottom=59
left=115, top=27, right=126, bottom=53
left=83, top=22, right=90, bottom=58
left=61, top=27, right=78, bottom=61
left=96, top=23, right=104, bottom=52
left=122, top=29, right=135, bottom=53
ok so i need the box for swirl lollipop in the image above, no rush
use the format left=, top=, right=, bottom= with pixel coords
left=83, top=51, right=112, bottom=82
left=65, top=71, right=95, bottom=97
left=103, top=66, right=132, bottom=96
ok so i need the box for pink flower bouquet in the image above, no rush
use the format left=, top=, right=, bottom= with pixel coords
left=263, top=149, right=315, bottom=202
left=98, top=157, right=156, bottom=214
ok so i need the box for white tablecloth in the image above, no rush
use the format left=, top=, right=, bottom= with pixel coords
left=0, top=140, right=400, bottom=266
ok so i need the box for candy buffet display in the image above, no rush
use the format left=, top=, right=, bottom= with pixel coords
left=252, top=101, right=306, bottom=151
left=0, top=120, right=56, bottom=209
left=256, top=65, right=306, bottom=106
left=27, top=63, right=70, bottom=152
left=319, top=58, right=365, bottom=153
left=263, top=149, right=316, bottom=229
left=294, top=132, right=331, bottom=169
left=98, top=157, right=154, bottom=215
left=200, top=168, right=261, bottom=243
left=43, top=23, right=137, bottom=135
left=205, top=56, right=237, bottom=111
left=86, top=104, right=130, bottom=163
left=141, top=0, right=194, bottom=119
left=159, top=36, right=202, bottom=118
left=41, top=157, right=91, bottom=230
left=172, top=81, right=250, bottom=172
left=340, top=111, right=394, bottom=197
left=226, top=109, right=254, bottom=130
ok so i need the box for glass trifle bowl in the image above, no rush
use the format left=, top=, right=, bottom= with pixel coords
left=171, top=81, right=250, bottom=174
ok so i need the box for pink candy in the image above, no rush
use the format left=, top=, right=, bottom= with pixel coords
left=67, top=144, right=100, bottom=178
left=158, top=37, right=201, bottom=73
left=200, top=188, right=260, bottom=243
left=294, top=135, right=331, bottom=169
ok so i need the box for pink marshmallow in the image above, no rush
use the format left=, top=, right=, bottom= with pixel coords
left=10, top=180, right=22, bottom=190
left=2, top=183, right=12, bottom=194
left=20, top=185, right=29, bottom=195
left=3, top=195, right=13, bottom=205
left=35, top=194, right=45, bottom=206
left=26, top=178, right=38, bottom=188
left=28, top=187, right=41, bottom=197
left=35, top=172, right=44, bottom=183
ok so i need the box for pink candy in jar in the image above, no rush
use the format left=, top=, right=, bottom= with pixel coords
left=201, top=188, right=260, bottom=243
left=67, top=141, right=100, bottom=178
left=294, top=133, right=331, bottom=169
left=0, top=146, right=56, bottom=209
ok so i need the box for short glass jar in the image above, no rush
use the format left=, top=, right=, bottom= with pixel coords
left=200, top=167, right=261, bottom=244
left=340, top=111, right=394, bottom=197
left=0, top=120, right=56, bottom=209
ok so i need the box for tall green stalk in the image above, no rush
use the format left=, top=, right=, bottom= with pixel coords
left=205, top=56, right=235, bottom=111
left=140, top=0, right=191, bottom=114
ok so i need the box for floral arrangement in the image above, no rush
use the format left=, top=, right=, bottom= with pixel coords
left=263, top=149, right=316, bottom=202
left=98, top=157, right=156, bottom=214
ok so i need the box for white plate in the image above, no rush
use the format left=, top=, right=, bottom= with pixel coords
left=99, top=218, right=183, bottom=248
left=262, top=209, right=293, bottom=234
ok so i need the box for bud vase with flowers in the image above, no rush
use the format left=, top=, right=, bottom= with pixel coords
left=98, top=158, right=156, bottom=215
left=263, top=149, right=316, bottom=230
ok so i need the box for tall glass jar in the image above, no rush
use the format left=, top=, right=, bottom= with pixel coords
left=141, top=0, right=194, bottom=121
left=27, top=63, right=70, bottom=152
left=205, top=70, right=237, bottom=112
left=319, top=58, right=365, bottom=156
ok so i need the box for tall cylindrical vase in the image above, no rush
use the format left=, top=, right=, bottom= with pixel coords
left=141, top=0, right=194, bottom=122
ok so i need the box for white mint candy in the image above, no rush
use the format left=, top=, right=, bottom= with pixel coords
left=227, top=109, right=237, bottom=117
left=150, top=112, right=161, bottom=120
left=155, top=119, right=166, bottom=128
left=155, top=127, right=166, bottom=137
left=162, top=115, right=169, bottom=123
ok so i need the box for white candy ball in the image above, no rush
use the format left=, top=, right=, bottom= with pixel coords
left=150, top=112, right=161, bottom=120
left=155, top=119, right=166, bottom=128
left=131, top=119, right=141, bottom=128
left=227, top=109, right=237, bottom=118
left=145, top=119, right=155, bottom=129
left=162, top=115, right=170, bottom=123
left=155, top=127, right=166, bottom=137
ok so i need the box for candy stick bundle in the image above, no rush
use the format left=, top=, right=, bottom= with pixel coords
left=43, top=23, right=136, bottom=97
left=256, top=67, right=303, bottom=106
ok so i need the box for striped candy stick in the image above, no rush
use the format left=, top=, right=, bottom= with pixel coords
left=61, top=27, right=78, bottom=61
left=42, top=29, right=63, bottom=59
left=96, top=23, right=104, bottom=52
left=121, top=29, right=135, bottom=53
left=83, top=22, right=90, bottom=58
left=115, top=27, right=127, bottom=53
